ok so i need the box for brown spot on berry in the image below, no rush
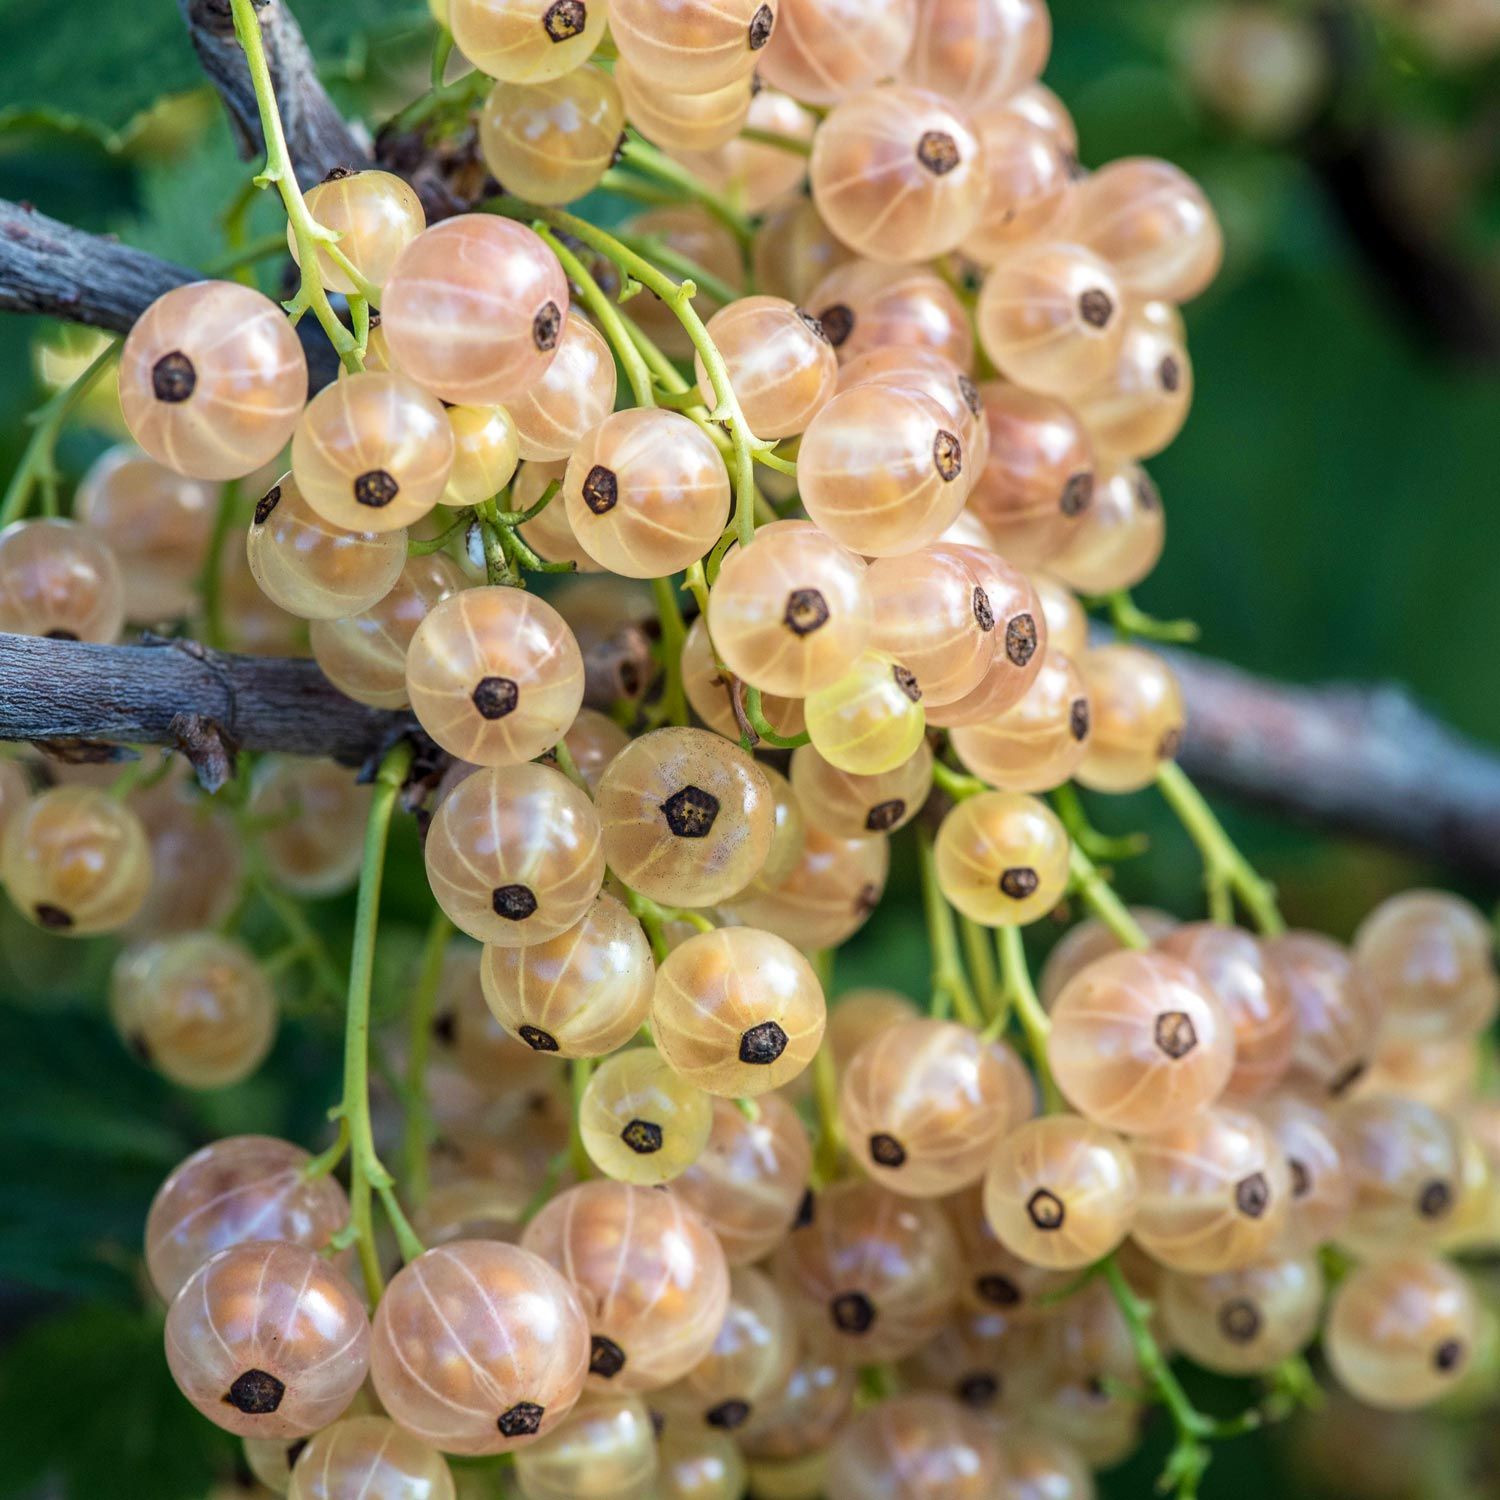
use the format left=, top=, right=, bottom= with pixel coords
left=1419, top=1179, right=1454, bottom=1219
left=354, top=469, right=399, bottom=508
left=958, top=374, right=981, bottom=416
left=973, top=587, right=995, bottom=632
left=498, top=1402, right=545, bottom=1438
left=1330, top=1060, right=1367, bottom=1097
left=1000, top=867, right=1039, bottom=900
left=34, top=903, right=73, bottom=930
left=957, top=1373, right=999, bottom=1407
left=818, top=303, right=854, bottom=347
left=1027, top=1188, right=1065, bottom=1230
left=543, top=0, right=587, bottom=39
left=1434, top=1339, right=1465, bottom=1373
left=589, top=1336, right=626, bottom=1378
left=533, top=301, right=562, bottom=351
left=748, top=3, right=774, bottom=48
left=893, top=665, right=921, bottom=702
left=431, top=1010, right=457, bottom=1047
left=917, top=130, right=961, bottom=175
left=492, top=884, right=538, bottom=921
left=783, top=587, right=829, bottom=636
left=1235, top=1172, right=1271, bottom=1219
left=152, top=351, right=196, bottom=403
left=831, top=1291, right=876, bottom=1334
left=621, top=1118, right=664, bottom=1154
left=253, top=485, right=281, bottom=525
left=662, top=785, right=720, bottom=838
left=1155, top=1010, right=1198, bottom=1059
left=796, top=307, right=830, bottom=343
left=1157, top=727, right=1183, bottom=761
left=1069, top=698, right=1090, bottom=741
left=976, top=1274, right=1020, bottom=1307
left=1160, top=355, right=1182, bottom=392
left=519, top=1025, right=559, bottom=1053
left=1061, top=471, right=1093, bottom=516
left=1219, top=1298, right=1261, bottom=1344
left=933, top=429, right=963, bottom=482
left=472, top=676, right=519, bottom=719
left=1289, top=1158, right=1311, bottom=1197
left=794, top=1188, right=815, bottom=1228
left=224, top=1369, right=285, bottom=1415
left=740, top=1021, right=788, bottom=1065
left=1005, top=613, right=1038, bottom=667
left=869, top=1133, right=907, bottom=1168
left=1078, top=289, right=1114, bottom=328
left=1137, top=473, right=1161, bottom=511
left=865, top=799, right=906, bottom=833
left=43, top=629, right=78, bottom=640
left=582, top=465, right=618, bottom=514
left=707, top=1398, right=751, bottom=1429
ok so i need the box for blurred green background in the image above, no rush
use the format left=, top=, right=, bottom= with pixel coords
left=2, top=1, right=1499, bottom=1496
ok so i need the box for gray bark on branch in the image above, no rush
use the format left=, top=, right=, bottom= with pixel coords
left=4, top=632, right=1500, bottom=881
left=178, top=0, right=372, bottom=186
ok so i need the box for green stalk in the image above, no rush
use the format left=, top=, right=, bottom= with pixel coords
left=611, top=137, right=754, bottom=251
left=1068, top=844, right=1151, bottom=949
left=995, top=925, right=1062, bottom=1110
left=917, top=830, right=983, bottom=1027
left=403, top=909, right=453, bottom=1208
left=1156, top=762, right=1285, bottom=935
left=651, top=575, right=691, bottom=728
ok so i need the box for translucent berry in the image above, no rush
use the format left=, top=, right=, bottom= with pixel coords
left=841, top=1019, right=1024, bottom=1196
left=1049, top=461, right=1164, bottom=595
left=1265, top=932, right=1382, bottom=1101
left=425, top=764, right=604, bottom=946
left=513, top=1392, right=658, bottom=1500
left=480, top=893, right=654, bottom=1058
left=371, top=1240, right=590, bottom=1453
left=1352, top=890, right=1499, bottom=1043
left=708, top=519, right=872, bottom=698
left=246, top=472, right=406, bottom=620
left=983, top=1115, right=1138, bottom=1269
left=1339, top=1095, right=1466, bottom=1255
left=774, top=1180, right=960, bottom=1363
left=0, top=517, right=125, bottom=643
left=1, top=784, right=150, bottom=935
left=945, top=1185, right=1072, bottom=1316
left=1033, top=571, right=1089, bottom=657
left=790, top=741, right=932, bottom=839
left=450, top=0, right=606, bottom=81
left=443, top=403, right=521, bottom=506
left=740, top=1352, right=855, bottom=1462
left=964, top=383, right=1095, bottom=569
left=653, top=927, right=825, bottom=1097
left=837, top=345, right=989, bottom=476
left=610, top=0, right=778, bottom=95
left=1074, top=643, right=1185, bottom=794
left=1072, top=158, right=1223, bottom=304
left=292, top=169, right=426, bottom=293
left=1074, top=309, right=1194, bottom=463
left=1039, top=909, right=1179, bottom=1008
left=406, top=587, right=584, bottom=767
left=655, top=1426, right=748, bottom=1500
left=74, top=447, right=215, bottom=621
left=0, top=759, right=29, bottom=851
left=617, top=62, right=753, bottom=152
left=578, top=1048, right=716, bottom=1186
left=681, top=615, right=807, bottom=742
left=757, top=0, right=919, bottom=106
left=826, top=988, right=921, bottom=1074
left=518, top=460, right=601, bottom=573
left=165, top=1241, right=369, bottom=1439
left=899, top=1305, right=1047, bottom=1421
left=950, top=650, right=1090, bottom=794
left=288, top=1415, right=455, bottom=1500
left=1254, top=1089, right=1355, bottom=1253
left=810, top=86, right=985, bottom=265
left=902, top=0, right=1051, bottom=110
left=977, top=244, right=1128, bottom=398
left=671, top=1094, right=813, bottom=1265
left=805, top=651, right=927, bottom=775
left=994, top=1433, right=1095, bottom=1500
left=827, top=1392, right=1002, bottom=1500
left=753, top=199, right=856, bottom=306
left=248, top=758, right=370, bottom=898
left=962, top=109, right=1074, bottom=264
left=477, top=66, right=624, bottom=205
left=695, top=297, right=838, bottom=441
left=145, top=1135, right=348, bottom=1303
left=309, top=551, right=464, bottom=709
left=933, top=791, right=1069, bottom=927
left=1325, top=1253, right=1476, bottom=1410
left=1005, top=81, right=1079, bottom=155
left=1159, top=1255, right=1324, bottom=1377
left=808, top=260, right=974, bottom=371
left=381, top=216, right=569, bottom=405
left=622, top=208, right=745, bottom=360
left=672, top=85, right=818, bottom=214
left=509, top=312, right=617, bottom=463
left=120, top=281, right=307, bottom=480
left=1131, top=1105, right=1292, bottom=1273
left=1048, top=949, right=1236, bottom=1134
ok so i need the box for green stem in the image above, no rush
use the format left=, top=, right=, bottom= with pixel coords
left=407, top=509, right=473, bottom=557
left=254, top=874, right=345, bottom=1000
left=1093, top=589, right=1201, bottom=645
left=198, top=479, right=243, bottom=651
left=202, top=232, right=290, bottom=279
left=337, top=740, right=425, bottom=1299
left=996, top=926, right=1061, bottom=1110
left=930, top=759, right=987, bottom=803
left=616, top=232, right=742, bottom=308
left=650, top=576, right=691, bottom=728
left=0, top=342, right=120, bottom=528
left=812, top=1039, right=842, bottom=1184
left=403, top=909, right=452, bottom=1209
left=738, top=125, right=814, bottom=157
left=431, top=25, right=455, bottom=87
left=533, top=223, right=655, bottom=409
left=959, top=917, right=997, bottom=1016
left=228, top=0, right=367, bottom=371
left=1050, top=782, right=1150, bottom=864
left=569, top=1058, right=595, bottom=1181
left=1155, top=762, right=1285, bottom=935
left=612, top=137, right=754, bottom=251
left=1068, top=845, right=1151, bottom=950
left=741, top=686, right=810, bottom=749
left=917, top=831, right=983, bottom=1027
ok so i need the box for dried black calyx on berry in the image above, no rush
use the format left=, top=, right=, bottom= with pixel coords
left=1000, top=867, right=1039, bottom=900
left=127, top=1031, right=153, bottom=1065
left=542, top=0, right=587, bottom=40
left=1069, top=698, right=1090, bottom=741
left=285, top=1439, right=309, bottom=1470
left=707, top=1398, right=752, bottom=1429
left=1137, top=474, right=1162, bottom=511
left=958, top=374, right=981, bottom=415
left=1006, top=613, right=1038, bottom=667
left=972, top=587, right=995, bottom=632
left=976, top=1274, right=1020, bottom=1307
left=933, top=429, right=963, bottom=482
left=662, top=785, right=720, bottom=838
left=497, top=1402, right=545, bottom=1438
left=916, top=130, right=961, bottom=175
left=739, top=1021, right=788, bottom=1065
left=1027, top=1188, right=1066, bottom=1230
left=34, top=903, right=73, bottom=930
left=893, top=665, right=922, bottom=702
left=431, top=1010, right=457, bottom=1047
left=492, top=884, right=539, bottom=921
left=533, top=300, right=562, bottom=351
left=1160, top=355, right=1182, bottom=392
left=1219, top=1298, right=1261, bottom=1344
left=589, top=1336, right=626, bottom=1378
left=1235, top=1172, right=1271, bottom=1218
left=865, top=799, right=906, bottom=833
left=472, top=676, right=520, bottom=720
left=868, top=1132, right=907, bottom=1168
left=1419, top=1179, right=1454, bottom=1219
left=43, top=629, right=78, bottom=641
left=818, top=304, right=854, bottom=347
left=854, top=883, right=881, bottom=918
left=784, top=587, right=830, bottom=635
left=830, top=1291, right=876, bottom=1334
left=224, top=1369, right=285, bottom=1415
left=152, top=351, right=197, bottom=403
left=355, top=469, right=400, bottom=508
left=957, top=1373, right=999, bottom=1407
left=519, top=1025, right=560, bottom=1053
left=748, top=3, right=774, bottom=49
left=253, top=485, right=281, bottom=525
left=582, top=465, right=619, bottom=514
left=1433, top=1339, right=1465, bottom=1373
left=1330, top=1059, right=1367, bottom=1097
left=1078, top=289, right=1115, bottom=328
left=1061, top=471, right=1093, bottom=516
left=1157, top=727, right=1184, bottom=761
left=794, top=1187, right=816, bottom=1227
left=1289, top=1157, right=1311, bottom=1198
left=621, top=1118, right=664, bottom=1154
left=1154, top=1010, right=1198, bottom=1058
left=797, top=307, right=830, bottom=344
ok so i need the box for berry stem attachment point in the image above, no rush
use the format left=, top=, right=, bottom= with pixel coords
left=1093, top=589, right=1202, bottom=645
left=917, top=829, right=983, bottom=1028
left=1155, top=762, right=1285, bottom=935
left=742, top=686, right=811, bottom=749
